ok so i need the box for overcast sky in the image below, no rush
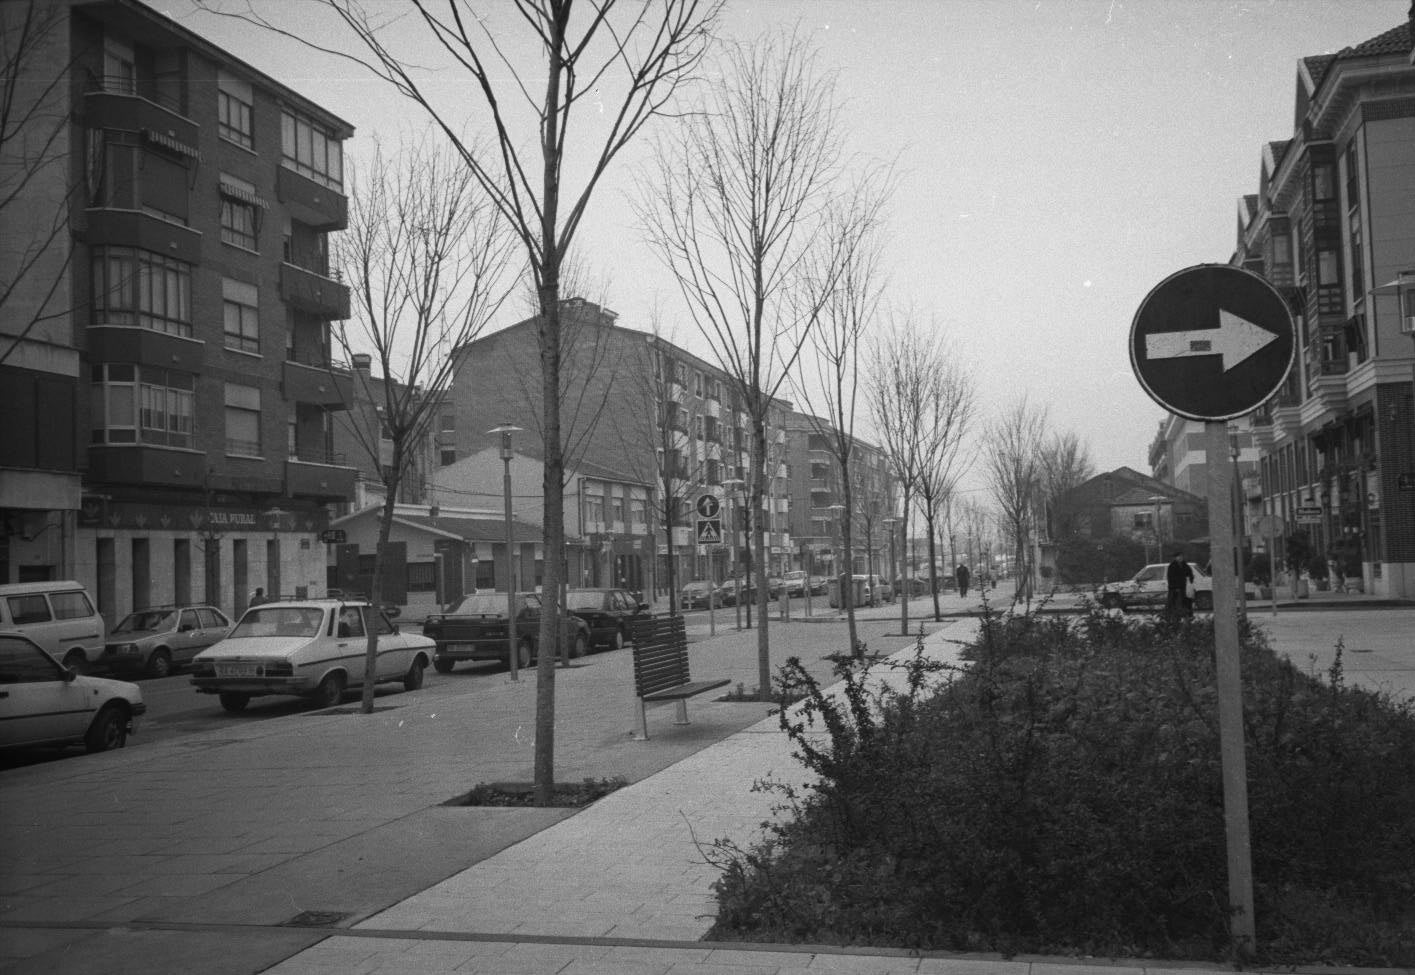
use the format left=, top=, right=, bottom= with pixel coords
left=165, top=0, right=1409, bottom=493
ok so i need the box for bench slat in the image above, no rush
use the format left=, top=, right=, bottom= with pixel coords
left=641, top=678, right=731, bottom=702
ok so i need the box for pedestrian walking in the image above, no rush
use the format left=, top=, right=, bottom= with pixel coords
left=250, top=587, right=268, bottom=606
left=955, top=563, right=970, bottom=599
left=1165, top=551, right=1194, bottom=616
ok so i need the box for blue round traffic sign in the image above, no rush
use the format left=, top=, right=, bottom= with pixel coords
left=1129, top=264, right=1295, bottom=421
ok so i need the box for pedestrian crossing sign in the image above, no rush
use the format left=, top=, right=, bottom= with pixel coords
left=695, top=518, right=722, bottom=544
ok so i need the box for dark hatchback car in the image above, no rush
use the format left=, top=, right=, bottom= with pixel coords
left=564, top=588, right=650, bottom=650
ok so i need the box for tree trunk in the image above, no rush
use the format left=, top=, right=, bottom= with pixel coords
left=752, top=414, right=770, bottom=698
left=362, top=462, right=400, bottom=713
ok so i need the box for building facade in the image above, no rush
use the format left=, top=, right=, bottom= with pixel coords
left=441, top=299, right=893, bottom=595
left=0, top=0, right=358, bottom=622
left=1235, top=20, right=1415, bottom=596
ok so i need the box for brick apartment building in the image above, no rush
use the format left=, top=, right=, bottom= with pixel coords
left=0, top=0, right=357, bottom=622
left=1231, top=18, right=1415, bottom=597
left=439, top=298, right=892, bottom=593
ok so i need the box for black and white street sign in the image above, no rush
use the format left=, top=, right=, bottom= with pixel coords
left=695, top=518, right=722, bottom=544
left=695, top=494, right=721, bottom=519
left=1130, top=264, right=1295, bottom=421
left=1296, top=505, right=1323, bottom=525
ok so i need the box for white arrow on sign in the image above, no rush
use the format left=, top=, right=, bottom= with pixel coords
left=1145, top=309, right=1278, bottom=372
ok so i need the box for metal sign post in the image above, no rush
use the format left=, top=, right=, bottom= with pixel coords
left=1130, top=264, right=1293, bottom=959
left=1206, top=421, right=1256, bottom=956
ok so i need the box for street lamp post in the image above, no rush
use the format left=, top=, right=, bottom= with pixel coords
left=722, top=478, right=745, bottom=630
left=489, top=424, right=522, bottom=680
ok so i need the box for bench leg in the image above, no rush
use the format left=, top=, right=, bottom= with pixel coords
left=674, top=699, right=690, bottom=725
left=633, top=697, right=650, bottom=741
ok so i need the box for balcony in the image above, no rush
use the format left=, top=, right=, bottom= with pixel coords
left=84, top=209, right=201, bottom=264
left=87, top=325, right=204, bottom=374
left=286, top=451, right=357, bottom=501
left=282, top=359, right=352, bottom=408
left=85, top=87, right=198, bottom=150
left=88, top=444, right=206, bottom=489
left=280, top=262, right=350, bottom=319
left=276, top=165, right=348, bottom=231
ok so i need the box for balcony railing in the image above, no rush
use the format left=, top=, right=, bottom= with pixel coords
left=290, top=446, right=347, bottom=466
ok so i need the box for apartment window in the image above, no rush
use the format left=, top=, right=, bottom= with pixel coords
left=1348, top=209, right=1364, bottom=302
left=439, top=449, right=456, bottom=467
left=91, top=364, right=193, bottom=447
left=219, top=174, right=262, bottom=250
left=224, top=383, right=262, bottom=457
left=103, top=36, right=135, bottom=94
left=440, top=413, right=455, bottom=431
left=288, top=415, right=298, bottom=460
left=610, top=490, right=626, bottom=526
left=222, top=278, right=260, bottom=354
left=1343, top=142, right=1359, bottom=210
left=281, top=109, right=343, bottom=190
left=1312, top=162, right=1335, bottom=202
left=1318, top=249, right=1341, bottom=287
left=217, top=71, right=254, bottom=149
left=91, top=246, right=192, bottom=337
left=585, top=493, right=605, bottom=527
left=629, top=496, right=647, bottom=527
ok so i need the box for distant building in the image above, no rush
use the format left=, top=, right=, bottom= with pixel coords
left=1054, top=467, right=1208, bottom=555
left=1232, top=19, right=1415, bottom=596
left=0, top=0, right=357, bottom=620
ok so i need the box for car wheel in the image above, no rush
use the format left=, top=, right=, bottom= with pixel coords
left=1194, top=592, right=1214, bottom=611
left=313, top=673, right=346, bottom=709
left=147, top=649, right=172, bottom=679
left=219, top=691, right=251, bottom=713
left=63, top=649, right=88, bottom=675
left=433, top=656, right=455, bottom=674
left=571, top=632, right=588, bottom=658
left=403, top=657, right=426, bottom=692
left=84, top=704, right=128, bottom=753
left=516, top=638, right=533, bottom=670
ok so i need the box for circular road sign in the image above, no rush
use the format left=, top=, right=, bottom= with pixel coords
left=1129, top=264, right=1294, bottom=422
left=695, top=494, right=720, bottom=519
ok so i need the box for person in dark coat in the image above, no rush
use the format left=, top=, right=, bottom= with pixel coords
left=955, top=563, right=970, bottom=598
left=1165, top=552, right=1194, bottom=616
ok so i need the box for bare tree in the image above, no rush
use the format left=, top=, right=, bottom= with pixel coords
left=1038, top=430, right=1095, bottom=541
left=0, top=0, right=74, bottom=366
left=205, top=0, right=722, bottom=802
left=790, top=204, right=887, bottom=658
left=637, top=29, right=870, bottom=692
left=983, top=397, right=1050, bottom=608
left=334, top=134, right=516, bottom=714
left=879, top=323, right=977, bottom=621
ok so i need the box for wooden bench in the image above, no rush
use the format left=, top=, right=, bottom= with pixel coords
left=629, top=615, right=729, bottom=740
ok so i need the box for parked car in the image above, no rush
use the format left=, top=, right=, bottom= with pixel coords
left=565, top=588, right=650, bottom=650
left=679, top=580, right=717, bottom=610
left=0, top=581, right=106, bottom=674
left=864, top=575, right=895, bottom=604
left=191, top=599, right=433, bottom=712
left=0, top=632, right=145, bottom=753
left=807, top=574, right=830, bottom=596
left=1097, top=563, right=1215, bottom=612
left=714, top=579, right=757, bottom=607
left=423, top=592, right=590, bottom=672
left=766, top=576, right=785, bottom=599
left=782, top=571, right=809, bottom=597
left=102, top=605, right=232, bottom=678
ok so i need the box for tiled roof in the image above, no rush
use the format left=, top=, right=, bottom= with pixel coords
left=1343, top=21, right=1413, bottom=59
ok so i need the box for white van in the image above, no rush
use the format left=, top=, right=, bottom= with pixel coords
left=0, top=581, right=107, bottom=673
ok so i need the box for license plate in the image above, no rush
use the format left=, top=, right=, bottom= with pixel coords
left=217, top=663, right=259, bottom=678
left=448, top=643, right=474, bottom=653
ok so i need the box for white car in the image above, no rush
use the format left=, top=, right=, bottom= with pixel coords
left=0, top=632, right=145, bottom=753
left=191, top=599, right=434, bottom=713
left=1097, top=563, right=1215, bottom=612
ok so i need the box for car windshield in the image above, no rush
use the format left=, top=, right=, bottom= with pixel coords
left=565, top=592, right=606, bottom=610
left=113, top=610, right=176, bottom=633
left=229, top=606, right=327, bottom=638
left=449, top=594, right=516, bottom=615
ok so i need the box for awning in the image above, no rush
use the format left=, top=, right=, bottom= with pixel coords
left=141, top=128, right=200, bottom=160
left=218, top=180, right=269, bottom=209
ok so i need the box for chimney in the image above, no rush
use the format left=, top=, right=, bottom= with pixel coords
left=351, top=353, right=371, bottom=374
